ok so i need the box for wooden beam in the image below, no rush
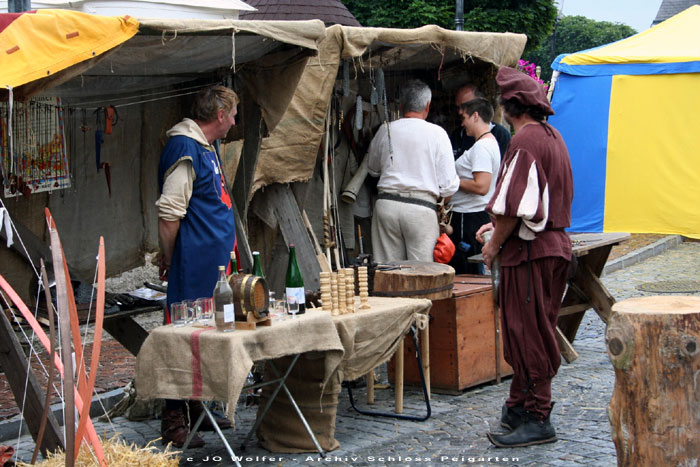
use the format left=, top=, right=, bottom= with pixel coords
left=268, top=184, right=321, bottom=294
left=575, top=262, right=615, bottom=323
left=233, top=204, right=253, bottom=273
left=559, top=303, right=591, bottom=317
left=231, top=96, right=263, bottom=229
left=0, top=309, right=64, bottom=457
left=103, top=316, right=150, bottom=357
left=0, top=216, right=83, bottom=283
left=555, top=326, right=579, bottom=363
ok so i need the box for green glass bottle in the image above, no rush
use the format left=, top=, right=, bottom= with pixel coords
left=252, top=251, right=265, bottom=278
left=285, top=244, right=305, bottom=314
left=230, top=251, right=238, bottom=277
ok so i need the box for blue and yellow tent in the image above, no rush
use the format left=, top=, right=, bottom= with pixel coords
left=549, top=5, right=700, bottom=238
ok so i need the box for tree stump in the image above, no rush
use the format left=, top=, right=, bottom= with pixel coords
left=606, top=296, right=700, bottom=466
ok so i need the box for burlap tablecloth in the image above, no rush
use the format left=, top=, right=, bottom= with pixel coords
left=135, top=311, right=344, bottom=422
left=331, top=296, right=432, bottom=383
left=256, top=296, right=432, bottom=452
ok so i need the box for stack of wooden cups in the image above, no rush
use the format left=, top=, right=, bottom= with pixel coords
left=319, top=268, right=367, bottom=315
left=358, top=266, right=370, bottom=309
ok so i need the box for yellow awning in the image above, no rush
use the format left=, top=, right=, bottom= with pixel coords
left=0, top=9, right=139, bottom=89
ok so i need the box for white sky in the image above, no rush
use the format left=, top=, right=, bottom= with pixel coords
left=556, top=0, right=664, bottom=32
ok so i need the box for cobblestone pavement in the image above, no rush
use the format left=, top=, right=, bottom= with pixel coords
left=0, top=234, right=670, bottom=421
left=5, top=241, right=700, bottom=466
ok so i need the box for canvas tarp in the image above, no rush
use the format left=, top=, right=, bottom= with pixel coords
left=0, top=12, right=327, bottom=293
left=1, top=14, right=326, bottom=135
left=0, top=9, right=139, bottom=89
left=251, top=24, right=527, bottom=195
left=550, top=5, right=700, bottom=238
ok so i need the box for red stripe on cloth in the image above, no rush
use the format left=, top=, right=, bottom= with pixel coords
left=190, top=328, right=211, bottom=398
left=0, top=11, right=36, bottom=34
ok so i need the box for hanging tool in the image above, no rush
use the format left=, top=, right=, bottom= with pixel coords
left=94, top=108, right=104, bottom=172
left=104, top=105, right=118, bottom=135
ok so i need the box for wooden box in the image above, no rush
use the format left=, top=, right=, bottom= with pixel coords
left=389, top=275, right=512, bottom=393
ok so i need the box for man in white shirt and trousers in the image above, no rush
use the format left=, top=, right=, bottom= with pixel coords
left=367, top=79, right=460, bottom=262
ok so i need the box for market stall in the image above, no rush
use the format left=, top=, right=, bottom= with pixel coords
left=0, top=9, right=326, bottom=303
left=238, top=24, right=527, bottom=295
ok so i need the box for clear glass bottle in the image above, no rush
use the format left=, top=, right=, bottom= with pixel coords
left=482, top=230, right=500, bottom=302
left=252, top=251, right=265, bottom=278
left=285, top=244, right=305, bottom=314
left=213, top=265, right=235, bottom=332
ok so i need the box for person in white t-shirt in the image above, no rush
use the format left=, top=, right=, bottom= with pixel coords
left=448, top=97, right=501, bottom=274
left=367, top=79, right=459, bottom=262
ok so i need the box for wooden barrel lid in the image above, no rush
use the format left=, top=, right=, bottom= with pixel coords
left=372, top=261, right=455, bottom=300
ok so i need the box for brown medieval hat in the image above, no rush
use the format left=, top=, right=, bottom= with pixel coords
left=496, top=66, right=554, bottom=116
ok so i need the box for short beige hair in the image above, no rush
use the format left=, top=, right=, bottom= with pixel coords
left=191, top=85, right=239, bottom=122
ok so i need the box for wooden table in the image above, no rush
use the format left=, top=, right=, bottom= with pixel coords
left=470, top=232, right=630, bottom=362
left=135, top=310, right=345, bottom=455
left=557, top=232, right=630, bottom=361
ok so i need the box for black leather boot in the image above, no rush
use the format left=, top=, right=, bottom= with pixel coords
left=500, top=404, right=527, bottom=431
left=161, top=407, right=205, bottom=448
left=488, top=411, right=557, bottom=448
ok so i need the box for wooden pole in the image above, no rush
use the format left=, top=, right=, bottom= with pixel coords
left=606, top=296, right=699, bottom=466
left=48, top=226, right=75, bottom=467
left=420, top=327, right=430, bottom=400
left=394, top=340, right=404, bottom=414
left=366, top=369, right=374, bottom=405
left=31, top=260, right=60, bottom=464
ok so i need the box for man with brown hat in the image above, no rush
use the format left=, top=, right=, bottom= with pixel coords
left=476, top=66, right=573, bottom=447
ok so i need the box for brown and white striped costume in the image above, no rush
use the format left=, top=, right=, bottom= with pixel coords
left=486, top=121, right=573, bottom=420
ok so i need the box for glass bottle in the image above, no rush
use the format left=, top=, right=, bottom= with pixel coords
left=482, top=230, right=500, bottom=303
left=229, top=250, right=238, bottom=280
left=213, top=265, right=235, bottom=332
left=252, top=251, right=265, bottom=278
left=285, top=244, right=305, bottom=314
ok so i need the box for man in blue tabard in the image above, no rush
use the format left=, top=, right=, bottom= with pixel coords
left=155, top=85, right=238, bottom=448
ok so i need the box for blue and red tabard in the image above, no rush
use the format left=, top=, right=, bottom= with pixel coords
left=158, top=135, right=235, bottom=307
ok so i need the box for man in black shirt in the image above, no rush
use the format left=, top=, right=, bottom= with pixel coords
left=451, top=83, right=511, bottom=160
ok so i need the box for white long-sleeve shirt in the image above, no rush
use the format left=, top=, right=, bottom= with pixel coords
left=367, top=118, right=459, bottom=199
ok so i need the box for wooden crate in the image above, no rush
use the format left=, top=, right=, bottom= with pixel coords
left=389, top=275, right=512, bottom=393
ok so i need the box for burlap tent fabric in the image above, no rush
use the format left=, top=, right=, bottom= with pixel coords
left=249, top=24, right=528, bottom=196
left=131, top=18, right=327, bottom=135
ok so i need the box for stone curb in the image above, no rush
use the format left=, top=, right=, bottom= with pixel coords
left=603, top=235, right=683, bottom=276
left=0, top=388, right=125, bottom=443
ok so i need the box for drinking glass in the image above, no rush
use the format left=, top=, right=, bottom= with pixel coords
left=196, top=297, right=213, bottom=324
left=268, top=291, right=276, bottom=316
left=184, top=300, right=197, bottom=324
left=170, top=302, right=187, bottom=327
left=273, top=293, right=288, bottom=320
left=287, top=295, right=299, bottom=318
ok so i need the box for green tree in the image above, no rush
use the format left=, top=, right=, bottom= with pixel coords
left=343, top=0, right=557, bottom=53
left=525, top=15, right=637, bottom=82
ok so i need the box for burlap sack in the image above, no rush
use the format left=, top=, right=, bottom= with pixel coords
left=256, top=352, right=342, bottom=453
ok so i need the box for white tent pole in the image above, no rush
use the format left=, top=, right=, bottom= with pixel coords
left=547, top=70, right=560, bottom=102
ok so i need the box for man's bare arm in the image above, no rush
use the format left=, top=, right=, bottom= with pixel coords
left=481, top=215, right=518, bottom=268
left=158, top=218, right=180, bottom=279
